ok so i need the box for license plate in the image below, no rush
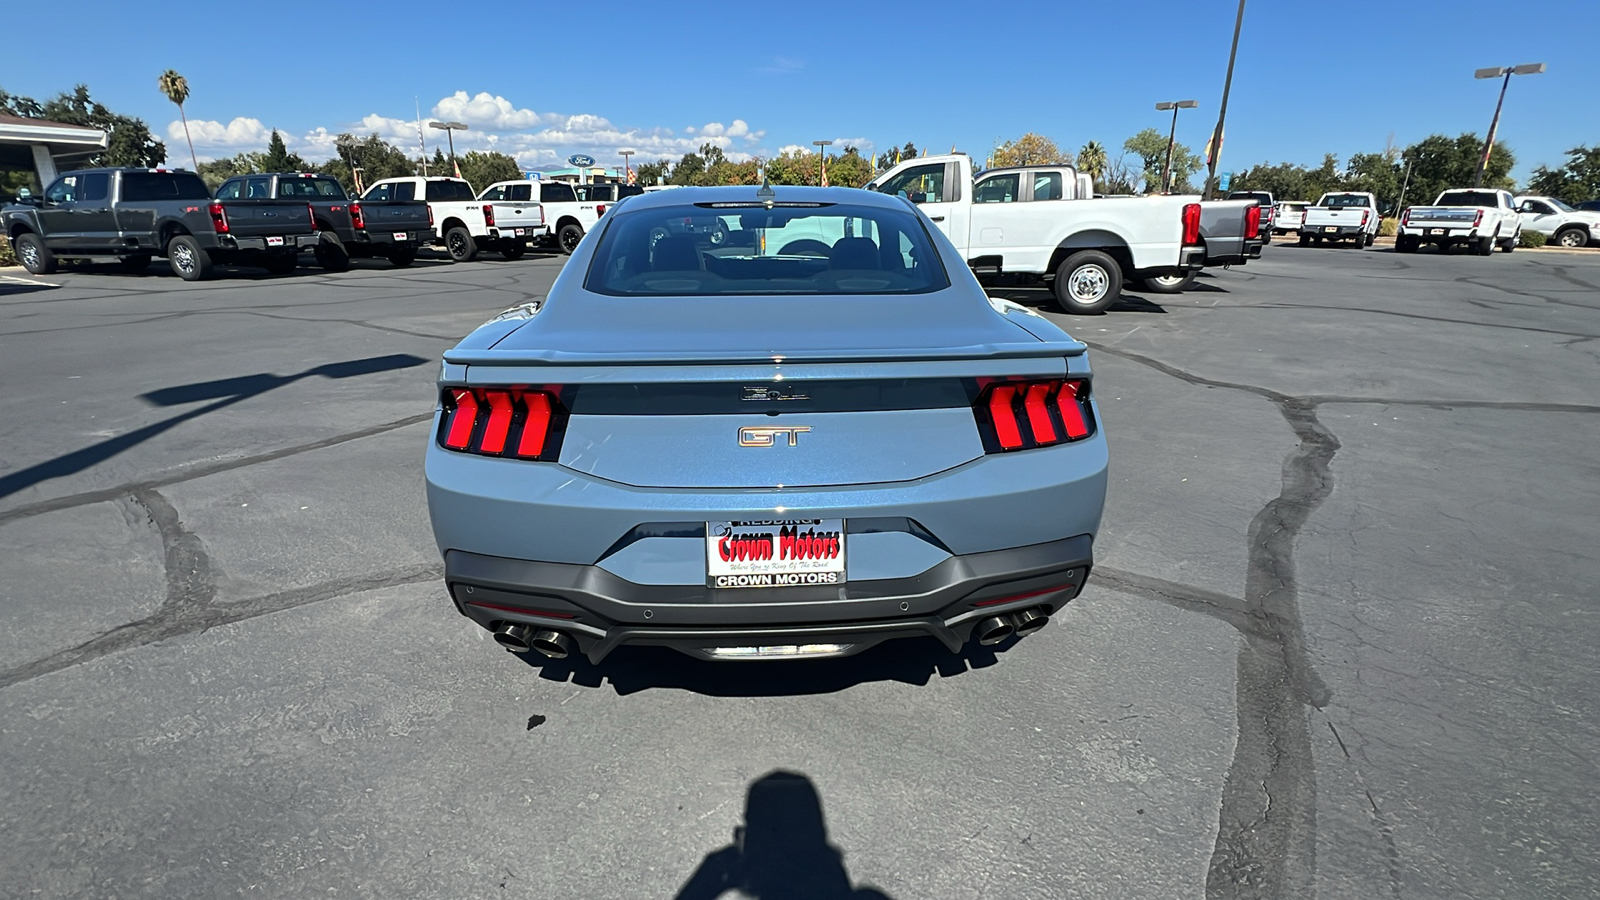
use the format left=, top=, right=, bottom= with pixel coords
left=393, top=232, right=408, bottom=241
left=266, top=236, right=284, bottom=246
left=1323, top=226, right=1337, bottom=233
left=1426, top=229, right=1440, bottom=236
left=514, top=228, right=524, bottom=237
left=707, top=519, right=845, bottom=589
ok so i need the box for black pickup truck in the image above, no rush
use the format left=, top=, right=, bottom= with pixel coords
left=2, top=168, right=318, bottom=280
left=216, top=173, right=432, bottom=271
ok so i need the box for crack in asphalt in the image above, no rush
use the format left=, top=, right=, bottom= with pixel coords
left=0, top=486, right=442, bottom=691
left=0, top=413, right=432, bottom=526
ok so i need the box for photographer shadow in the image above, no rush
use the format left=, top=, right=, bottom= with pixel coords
left=675, top=770, right=895, bottom=900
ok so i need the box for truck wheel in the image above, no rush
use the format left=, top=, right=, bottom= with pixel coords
left=388, top=245, right=417, bottom=268
left=1477, top=234, right=1495, bottom=256
left=1350, top=235, right=1365, bottom=250
left=1554, top=227, right=1587, bottom=248
left=500, top=242, right=527, bottom=260
left=15, top=233, right=57, bottom=275
left=558, top=223, right=584, bottom=255
left=1139, top=272, right=1196, bottom=294
left=445, top=226, right=478, bottom=262
left=1498, top=233, right=1516, bottom=253
left=166, top=234, right=213, bottom=281
left=1052, top=250, right=1122, bottom=314
left=1395, top=235, right=1418, bottom=253
left=314, top=235, right=350, bottom=272
left=1365, top=233, right=1376, bottom=247
left=1262, top=231, right=1273, bottom=245
left=264, top=252, right=298, bottom=275
left=1297, top=233, right=1309, bottom=247
left=117, top=254, right=153, bottom=273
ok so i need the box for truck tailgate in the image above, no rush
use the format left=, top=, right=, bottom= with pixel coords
left=489, top=201, right=545, bottom=230
left=220, top=201, right=316, bottom=238
left=1405, top=207, right=1478, bottom=226
left=354, top=200, right=432, bottom=234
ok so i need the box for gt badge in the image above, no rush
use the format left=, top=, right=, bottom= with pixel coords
left=738, top=426, right=812, bottom=447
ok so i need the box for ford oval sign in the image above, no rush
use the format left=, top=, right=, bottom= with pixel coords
left=568, top=154, right=595, bottom=168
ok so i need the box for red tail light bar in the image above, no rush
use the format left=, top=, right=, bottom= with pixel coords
left=439, top=387, right=566, bottom=460
left=427, top=205, right=434, bottom=227
left=208, top=203, right=230, bottom=234
left=1473, top=209, right=1484, bottom=227
left=1182, top=203, right=1202, bottom=245
left=1360, top=209, right=1370, bottom=228
left=597, top=204, right=607, bottom=217
left=349, top=202, right=366, bottom=230
left=308, top=202, right=317, bottom=232
left=483, top=204, right=496, bottom=227
left=1245, top=204, right=1262, bottom=240
left=973, top=379, right=1093, bottom=453
left=1401, top=209, right=1410, bottom=226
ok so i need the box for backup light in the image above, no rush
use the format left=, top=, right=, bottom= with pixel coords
left=706, top=644, right=853, bottom=659
left=439, top=387, right=566, bottom=460
left=974, top=379, right=1093, bottom=453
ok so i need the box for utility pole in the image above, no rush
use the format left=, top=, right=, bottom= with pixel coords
left=1204, top=0, right=1247, bottom=200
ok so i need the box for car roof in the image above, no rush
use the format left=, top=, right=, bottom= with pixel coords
left=615, top=184, right=904, bottom=213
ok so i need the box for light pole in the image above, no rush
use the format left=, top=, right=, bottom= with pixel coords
left=619, top=148, right=635, bottom=185
left=1155, top=100, right=1198, bottom=193
left=813, top=139, right=833, bottom=186
left=1472, top=63, right=1545, bottom=187
left=1203, top=0, right=1248, bottom=200
left=428, top=121, right=468, bottom=176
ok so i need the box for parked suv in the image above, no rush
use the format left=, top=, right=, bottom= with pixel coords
left=4, top=168, right=316, bottom=280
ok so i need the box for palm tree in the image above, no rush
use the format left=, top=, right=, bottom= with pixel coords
left=1077, top=141, right=1108, bottom=185
left=158, top=70, right=198, bottom=171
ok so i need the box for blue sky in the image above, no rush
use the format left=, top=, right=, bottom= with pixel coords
left=7, top=1, right=1595, bottom=182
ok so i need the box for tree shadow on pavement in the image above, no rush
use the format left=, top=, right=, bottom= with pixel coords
left=516, top=633, right=1020, bottom=697
left=674, top=770, right=896, bottom=900
left=0, top=353, right=428, bottom=500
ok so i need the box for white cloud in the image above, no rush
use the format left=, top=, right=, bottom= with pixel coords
left=172, top=117, right=274, bottom=150
left=777, top=144, right=810, bottom=157
left=432, top=92, right=550, bottom=130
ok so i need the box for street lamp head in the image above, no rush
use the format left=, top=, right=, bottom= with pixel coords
left=1511, top=63, right=1546, bottom=75
left=1177, top=99, right=1198, bottom=109
left=1156, top=100, right=1198, bottom=111
left=813, top=139, right=833, bottom=148
left=1474, top=67, right=1508, bottom=79
left=429, top=121, right=468, bottom=131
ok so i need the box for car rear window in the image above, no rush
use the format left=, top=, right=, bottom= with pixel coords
left=1436, top=191, right=1499, bottom=208
left=1319, top=194, right=1371, bottom=208
left=584, top=202, right=950, bottom=296
left=277, top=177, right=345, bottom=198
left=541, top=183, right=578, bottom=203
left=425, top=180, right=475, bottom=202
left=121, top=172, right=210, bottom=201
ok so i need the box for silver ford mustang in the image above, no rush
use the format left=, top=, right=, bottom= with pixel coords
left=424, top=184, right=1107, bottom=663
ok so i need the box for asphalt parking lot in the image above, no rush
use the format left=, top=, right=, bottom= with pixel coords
left=2, top=243, right=1597, bottom=899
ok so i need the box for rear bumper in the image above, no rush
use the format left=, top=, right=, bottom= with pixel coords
left=445, top=534, right=1093, bottom=662
left=349, top=229, right=426, bottom=246
left=487, top=227, right=544, bottom=242
left=1399, top=226, right=1481, bottom=241
left=219, top=234, right=320, bottom=252
left=1304, top=225, right=1366, bottom=237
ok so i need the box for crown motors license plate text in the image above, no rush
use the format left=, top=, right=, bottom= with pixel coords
left=706, top=519, right=846, bottom=589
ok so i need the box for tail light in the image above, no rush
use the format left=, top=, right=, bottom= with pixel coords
left=438, top=387, right=566, bottom=460
left=1473, top=209, right=1484, bottom=227
left=1300, top=211, right=1307, bottom=225
left=350, top=202, right=366, bottom=230
left=1401, top=209, right=1410, bottom=226
left=597, top=204, right=607, bottom=217
left=1245, top=204, right=1262, bottom=240
left=427, top=205, right=434, bottom=227
left=308, top=202, right=317, bottom=232
left=483, top=204, right=496, bottom=227
left=208, top=203, right=230, bottom=234
left=973, top=379, right=1093, bottom=453
left=1360, top=209, right=1369, bottom=227
left=1181, top=203, right=1201, bottom=245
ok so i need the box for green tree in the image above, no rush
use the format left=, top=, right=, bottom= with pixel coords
left=430, top=147, right=448, bottom=176
left=1231, top=161, right=1311, bottom=201
left=992, top=133, right=1064, bottom=167
left=317, top=133, right=416, bottom=194
left=259, top=130, right=309, bottom=173
left=10, top=85, right=166, bottom=168
left=1301, top=153, right=1343, bottom=204
left=158, top=70, right=197, bottom=171
left=1525, top=146, right=1600, bottom=205
left=458, top=150, right=522, bottom=193
left=1076, top=141, right=1107, bottom=185
left=1123, top=127, right=1201, bottom=193
left=634, top=159, right=670, bottom=187
left=1345, top=152, right=1403, bottom=212
left=1399, top=133, right=1514, bottom=209
left=196, top=153, right=263, bottom=191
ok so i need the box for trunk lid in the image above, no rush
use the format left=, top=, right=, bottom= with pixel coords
left=219, top=200, right=315, bottom=238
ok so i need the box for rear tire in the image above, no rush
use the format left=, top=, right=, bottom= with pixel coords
left=313, top=235, right=350, bottom=272
left=264, top=252, right=298, bottom=275
left=1365, top=233, right=1376, bottom=247
left=1477, top=234, right=1495, bottom=256
left=1052, top=250, right=1122, bottom=314
left=15, top=233, right=57, bottom=275
left=166, top=234, right=212, bottom=281
left=388, top=245, right=417, bottom=268
left=1297, top=233, right=1309, bottom=247
left=558, top=223, right=584, bottom=255
left=1139, top=272, right=1197, bottom=294
left=1395, top=235, right=1419, bottom=253
left=445, top=226, right=478, bottom=262
left=500, top=242, right=526, bottom=260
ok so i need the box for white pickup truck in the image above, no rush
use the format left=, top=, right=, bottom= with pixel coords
left=868, top=154, right=1206, bottom=313
left=362, top=176, right=543, bottom=262
left=525, top=181, right=609, bottom=255
left=1397, top=188, right=1520, bottom=255
left=1513, top=195, right=1599, bottom=248
left=1299, top=192, right=1381, bottom=248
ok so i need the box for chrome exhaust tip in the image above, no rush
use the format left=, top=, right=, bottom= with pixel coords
left=974, top=615, right=1016, bottom=646
left=528, top=629, right=573, bottom=660
left=493, top=623, right=535, bottom=653
left=1012, top=607, right=1050, bottom=637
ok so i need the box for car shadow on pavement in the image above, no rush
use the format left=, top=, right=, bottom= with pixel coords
left=0, top=353, right=428, bottom=501
left=985, top=286, right=1171, bottom=314
left=674, top=770, right=895, bottom=900
left=515, top=633, right=1020, bottom=697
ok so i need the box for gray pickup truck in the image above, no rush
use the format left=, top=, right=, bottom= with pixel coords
left=3, top=168, right=317, bottom=280
left=217, top=173, right=433, bottom=271
left=1139, top=197, right=1265, bottom=293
